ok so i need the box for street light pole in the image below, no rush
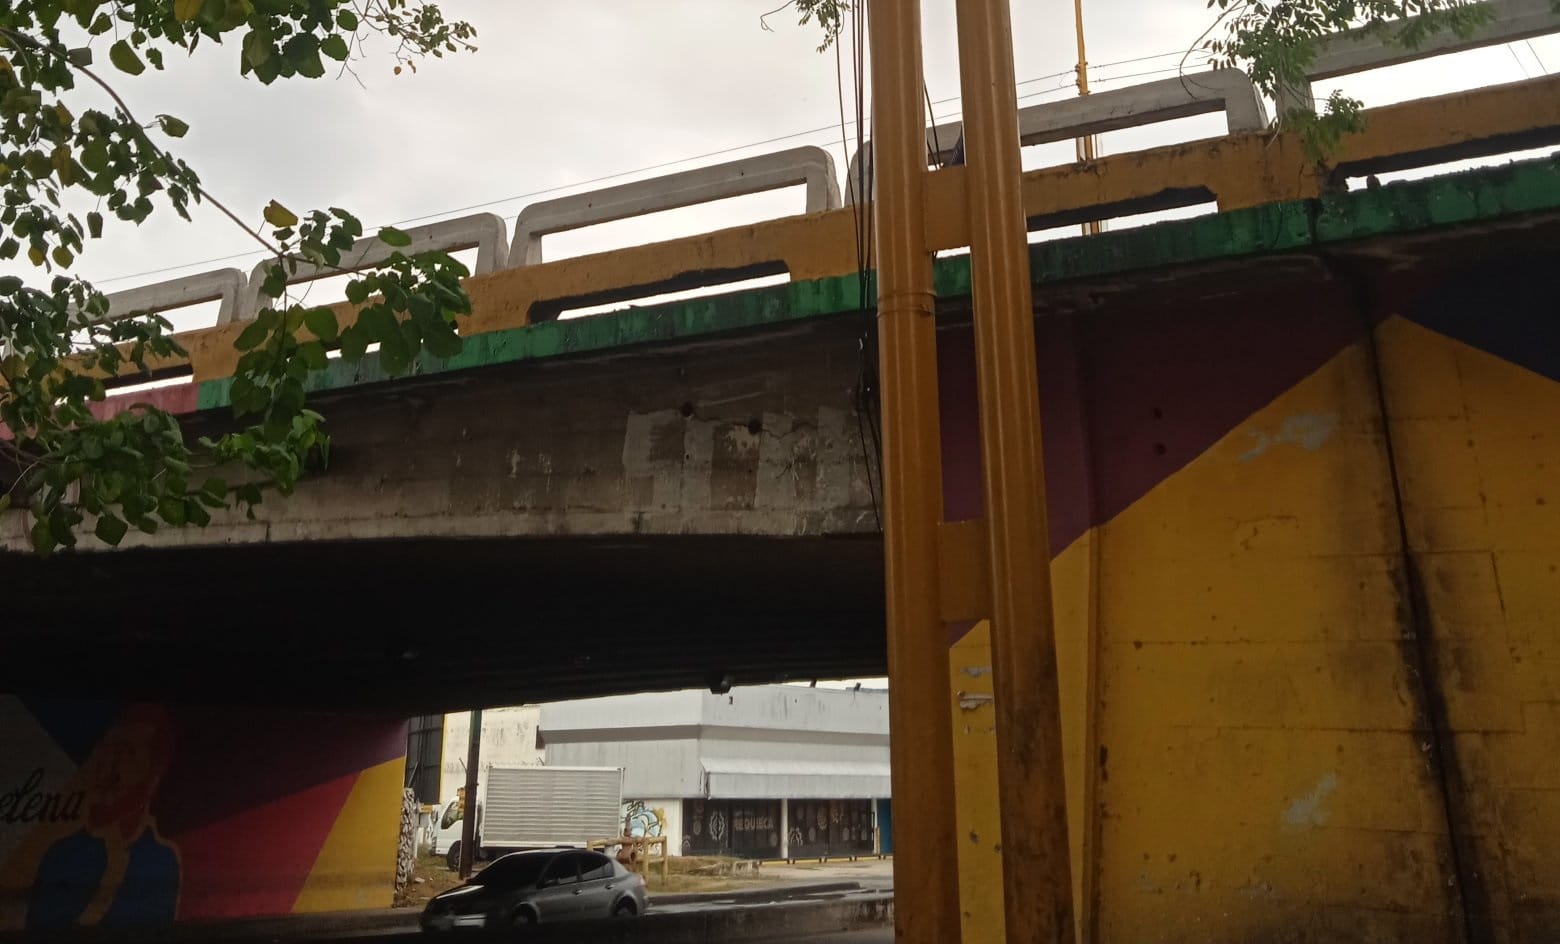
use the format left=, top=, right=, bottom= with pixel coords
left=458, top=708, right=482, bottom=880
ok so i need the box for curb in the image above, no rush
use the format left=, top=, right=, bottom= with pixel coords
left=650, top=881, right=862, bottom=906
left=0, top=908, right=414, bottom=944
left=515, top=894, right=894, bottom=943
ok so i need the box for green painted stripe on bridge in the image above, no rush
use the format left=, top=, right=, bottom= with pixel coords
left=196, top=155, right=1560, bottom=412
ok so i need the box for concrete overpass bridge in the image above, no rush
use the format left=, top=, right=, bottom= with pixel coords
left=5, top=9, right=1560, bottom=937
left=5, top=67, right=1560, bottom=713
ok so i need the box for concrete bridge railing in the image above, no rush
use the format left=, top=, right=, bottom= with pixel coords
left=511, top=145, right=841, bottom=267
left=844, top=69, right=1271, bottom=203
left=79, top=2, right=1560, bottom=335
left=1276, top=0, right=1560, bottom=114
left=239, top=211, right=510, bottom=322
left=97, top=267, right=249, bottom=327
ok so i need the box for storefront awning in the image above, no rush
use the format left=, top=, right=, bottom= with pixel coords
left=700, top=758, right=891, bottom=799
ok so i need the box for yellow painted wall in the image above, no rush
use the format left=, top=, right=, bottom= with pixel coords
left=1088, top=339, right=1461, bottom=940
left=1377, top=315, right=1560, bottom=942
left=292, top=758, right=405, bottom=914
left=950, top=622, right=1006, bottom=943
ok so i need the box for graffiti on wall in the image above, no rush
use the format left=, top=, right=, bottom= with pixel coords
left=0, top=697, right=408, bottom=931
left=620, top=801, right=665, bottom=839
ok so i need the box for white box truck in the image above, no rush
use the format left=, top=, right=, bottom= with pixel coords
left=431, top=766, right=624, bottom=870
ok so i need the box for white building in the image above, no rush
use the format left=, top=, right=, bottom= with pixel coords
left=539, top=685, right=891, bottom=860
left=406, top=705, right=544, bottom=807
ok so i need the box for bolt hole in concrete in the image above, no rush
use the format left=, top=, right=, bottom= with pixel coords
left=680, top=401, right=696, bottom=418
left=747, top=418, right=764, bottom=435
left=1153, top=442, right=1168, bottom=455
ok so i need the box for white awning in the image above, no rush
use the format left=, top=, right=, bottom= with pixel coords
left=700, top=758, right=891, bottom=800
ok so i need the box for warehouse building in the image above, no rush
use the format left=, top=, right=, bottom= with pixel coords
left=537, top=685, right=891, bottom=860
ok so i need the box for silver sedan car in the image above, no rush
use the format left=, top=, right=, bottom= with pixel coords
left=420, top=848, right=647, bottom=930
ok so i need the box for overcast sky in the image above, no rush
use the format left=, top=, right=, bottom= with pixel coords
left=3, top=1, right=1555, bottom=320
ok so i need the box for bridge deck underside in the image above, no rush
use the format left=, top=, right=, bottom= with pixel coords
left=2, top=533, right=886, bottom=712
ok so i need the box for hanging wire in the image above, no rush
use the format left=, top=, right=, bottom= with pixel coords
left=1526, top=39, right=1550, bottom=73
left=95, top=47, right=1216, bottom=289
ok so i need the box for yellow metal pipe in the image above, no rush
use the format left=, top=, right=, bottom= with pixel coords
left=953, top=0, right=1077, bottom=940
left=866, top=1, right=961, bottom=941
left=1072, top=0, right=1102, bottom=235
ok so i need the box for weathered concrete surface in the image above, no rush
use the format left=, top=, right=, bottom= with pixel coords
left=0, top=318, right=880, bottom=552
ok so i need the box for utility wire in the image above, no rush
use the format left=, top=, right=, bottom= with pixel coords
left=1525, top=39, right=1549, bottom=74
left=94, top=49, right=1217, bottom=288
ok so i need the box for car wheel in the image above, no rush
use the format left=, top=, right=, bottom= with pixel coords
left=444, top=841, right=461, bottom=872
left=612, top=899, right=638, bottom=919
left=511, top=908, right=538, bottom=926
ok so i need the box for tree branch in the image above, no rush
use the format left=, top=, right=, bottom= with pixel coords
left=0, top=25, right=284, bottom=261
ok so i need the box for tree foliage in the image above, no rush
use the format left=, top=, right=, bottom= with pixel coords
left=1201, top=0, right=1497, bottom=160
left=0, top=0, right=475, bottom=554
left=794, top=0, right=1502, bottom=160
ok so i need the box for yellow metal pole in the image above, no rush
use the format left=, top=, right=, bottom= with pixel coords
left=953, top=0, right=1077, bottom=941
left=867, top=1, right=961, bottom=941
left=1072, top=0, right=1102, bottom=235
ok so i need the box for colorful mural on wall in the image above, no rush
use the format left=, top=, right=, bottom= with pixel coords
left=0, top=697, right=408, bottom=931
left=935, top=250, right=1560, bottom=941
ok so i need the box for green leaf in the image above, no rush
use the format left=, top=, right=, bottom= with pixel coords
left=184, top=500, right=212, bottom=527
left=242, top=27, right=273, bottom=68
left=109, top=41, right=146, bottom=76
left=303, top=307, right=339, bottom=342
left=87, top=211, right=104, bottom=238
left=158, top=115, right=190, bottom=138
left=201, top=477, right=228, bottom=503
left=321, top=35, right=351, bottom=61
left=296, top=50, right=327, bottom=79
left=235, top=318, right=272, bottom=351
left=336, top=9, right=359, bottom=29
left=339, top=324, right=369, bottom=361
left=67, top=47, right=93, bottom=68
left=379, top=326, right=412, bottom=375
left=298, top=340, right=329, bottom=370
left=94, top=513, right=128, bottom=546
left=30, top=518, right=54, bottom=556
left=424, top=325, right=463, bottom=359
left=158, top=497, right=188, bottom=526
left=174, top=0, right=204, bottom=21
left=0, top=493, right=10, bottom=514
left=52, top=246, right=73, bottom=268
left=378, top=226, right=413, bottom=248
left=263, top=200, right=298, bottom=228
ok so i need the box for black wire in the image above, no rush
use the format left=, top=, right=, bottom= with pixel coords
left=96, top=50, right=1213, bottom=288
left=850, top=0, right=883, bottom=534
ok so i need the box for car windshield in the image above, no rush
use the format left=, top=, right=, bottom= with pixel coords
left=471, top=854, right=552, bottom=888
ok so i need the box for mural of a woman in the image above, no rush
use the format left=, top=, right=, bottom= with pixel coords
left=25, top=706, right=181, bottom=929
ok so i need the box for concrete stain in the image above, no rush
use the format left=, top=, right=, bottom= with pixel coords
left=1239, top=412, right=1341, bottom=462
left=1281, top=771, right=1339, bottom=828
